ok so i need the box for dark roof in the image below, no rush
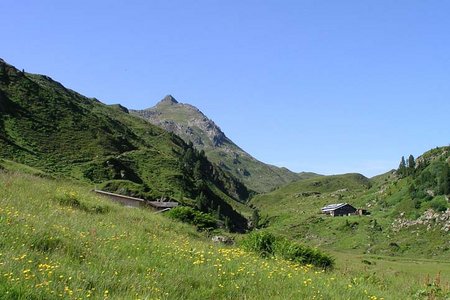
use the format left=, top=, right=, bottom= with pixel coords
left=94, top=190, right=145, bottom=202
left=147, top=201, right=179, bottom=208
left=94, top=190, right=178, bottom=208
left=321, top=203, right=354, bottom=212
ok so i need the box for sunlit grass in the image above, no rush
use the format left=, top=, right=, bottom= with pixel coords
left=0, top=171, right=447, bottom=299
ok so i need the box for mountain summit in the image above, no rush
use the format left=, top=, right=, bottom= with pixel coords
left=157, top=95, right=179, bottom=106
left=132, top=96, right=311, bottom=193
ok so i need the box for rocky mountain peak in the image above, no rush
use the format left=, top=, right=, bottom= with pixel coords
left=131, top=95, right=301, bottom=192
left=157, top=95, right=178, bottom=106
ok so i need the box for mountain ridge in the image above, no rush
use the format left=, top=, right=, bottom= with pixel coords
left=0, top=59, right=250, bottom=231
left=131, top=96, right=313, bottom=193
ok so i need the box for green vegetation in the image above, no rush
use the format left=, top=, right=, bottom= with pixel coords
left=1, top=58, right=450, bottom=299
left=0, top=59, right=250, bottom=231
left=2, top=169, right=448, bottom=299
left=167, top=206, right=217, bottom=231
left=132, top=95, right=310, bottom=193
left=240, top=231, right=334, bottom=269
left=250, top=168, right=449, bottom=259
left=408, top=154, right=450, bottom=211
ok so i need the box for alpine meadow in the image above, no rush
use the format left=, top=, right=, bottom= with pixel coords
left=2, top=2, right=450, bottom=299
left=1, top=58, right=449, bottom=299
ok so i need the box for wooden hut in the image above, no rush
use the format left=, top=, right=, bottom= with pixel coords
left=321, top=203, right=356, bottom=217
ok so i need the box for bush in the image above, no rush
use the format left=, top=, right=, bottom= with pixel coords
left=55, top=190, right=111, bottom=214
left=167, top=206, right=217, bottom=230
left=240, top=231, right=334, bottom=269
left=240, top=231, right=275, bottom=257
left=274, top=238, right=334, bottom=269
left=423, top=196, right=448, bottom=212
left=56, top=191, right=81, bottom=208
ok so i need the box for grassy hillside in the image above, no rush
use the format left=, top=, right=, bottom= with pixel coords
left=1, top=169, right=447, bottom=299
left=131, top=95, right=306, bottom=193
left=250, top=164, right=450, bottom=259
left=0, top=59, right=250, bottom=231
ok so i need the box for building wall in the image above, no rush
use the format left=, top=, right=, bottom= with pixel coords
left=106, top=194, right=143, bottom=208
left=333, top=205, right=356, bottom=216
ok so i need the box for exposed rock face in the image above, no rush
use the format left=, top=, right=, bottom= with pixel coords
left=392, top=209, right=450, bottom=232
left=131, top=95, right=302, bottom=193
left=211, top=235, right=234, bottom=245
left=134, top=95, right=229, bottom=148
left=159, top=94, right=179, bottom=105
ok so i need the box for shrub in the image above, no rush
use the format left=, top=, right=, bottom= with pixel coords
left=240, top=231, right=276, bottom=257
left=90, top=204, right=111, bottom=214
left=423, top=197, right=449, bottom=212
left=240, top=231, right=334, bottom=269
left=55, top=190, right=111, bottom=214
left=167, top=206, right=217, bottom=230
left=56, top=191, right=81, bottom=208
left=273, top=237, right=334, bottom=269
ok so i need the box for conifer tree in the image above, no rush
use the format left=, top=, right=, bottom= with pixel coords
left=252, top=209, right=260, bottom=229
left=196, top=192, right=208, bottom=211
left=440, top=163, right=450, bottom=195
left=216, top=205, right=221, bottom=218
left=193, top=160, right=202, bottom=180
left=224, top=216, right=231, bottom=231
left=407, top=154, right=415, bottom=176
left=398, top=156, right=406, bottom=176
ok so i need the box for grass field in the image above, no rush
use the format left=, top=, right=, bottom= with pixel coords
left=250, top=172, right=450, bottom=259
left=1, top=169, right=449, bottom=299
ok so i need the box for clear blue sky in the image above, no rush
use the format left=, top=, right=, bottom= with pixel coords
left=2, top=0, right=449, bottom=177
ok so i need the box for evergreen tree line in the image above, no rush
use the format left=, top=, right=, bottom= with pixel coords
left=397, top=154, right=416, bottom=177
left=398, top=154, right=450, bottom=211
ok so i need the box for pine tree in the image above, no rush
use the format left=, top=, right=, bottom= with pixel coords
left=196, top=192, right=208, bottom=211
left=224, top=216, right=231, bottom=231
left=440, top=163, right=450, bottom=195
left=193, top=160, right=202, bottom=181
left=252, top=209, right=260, bottom=229
left=216, top=205, right=221, bottom=218
left=398, top=156, right=406, bottom=177
left=407, top=154, right=415, bottom=175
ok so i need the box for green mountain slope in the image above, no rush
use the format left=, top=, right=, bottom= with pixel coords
left=2, top=169, right=446, bottom=299
left=0, top=58, right=250, bottom=231
left=251, top=151, right=450, bottom=258
left=131, top=95, right=309, bottom=193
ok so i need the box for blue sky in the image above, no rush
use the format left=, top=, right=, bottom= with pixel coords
left=2, top=0, right=449, bottom=177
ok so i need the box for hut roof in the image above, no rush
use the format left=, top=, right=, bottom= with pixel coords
left=147, top=201, right=179, bottom=208
left=321, top=203, right=351, bottom=212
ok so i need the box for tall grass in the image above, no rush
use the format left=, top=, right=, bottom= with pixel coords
left=0, top=171, right=446, bottom=299
left=240, top=231, right=334, bottom=269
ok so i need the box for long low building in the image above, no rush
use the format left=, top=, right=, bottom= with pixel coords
left=94, top=189, right=178, bottom=211
left=321, top=203, right=357, bottom=217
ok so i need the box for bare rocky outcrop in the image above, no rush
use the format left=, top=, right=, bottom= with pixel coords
left=211, top=235, right=234, bottom=245
left=392, top=209, right=450, bottom=232
left=133, top=95, right=229, bottom=148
